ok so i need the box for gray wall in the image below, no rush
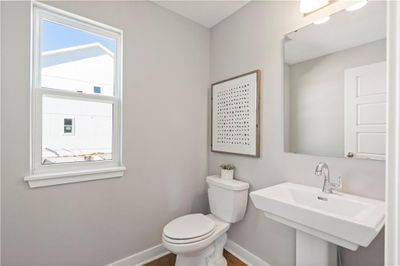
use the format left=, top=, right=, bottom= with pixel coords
left=1, top=1, right=209, bottom=265
left=288, top=39, right=386, bottom=157
left=1, top=1, right=386, bottom=266
left=209, top=1, right=385, bottom=266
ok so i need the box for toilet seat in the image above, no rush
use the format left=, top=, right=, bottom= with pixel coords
left=163, top=227, right=216, bottom=244
left=163, top=214, right=216, bottom=244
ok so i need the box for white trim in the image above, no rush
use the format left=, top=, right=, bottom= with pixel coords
left=225, top=239, right=271, bottom=266
left=385, top=1, right=400, bottom=265
left=107, top=244, right=169, bottom=266
left=42, top=42, right=114, bottom=57
left=39, top=87, right=118, bottom=104
left=28, top=2, right=124, bottom=187
left=106, top=239, right=271, bottom=266
left=24, top=166, right=126, bottom=188
left=32, top=1, right=122, bottom=35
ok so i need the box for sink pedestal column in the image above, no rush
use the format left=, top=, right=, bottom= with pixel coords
left=296, top=230, right=337, bottom=266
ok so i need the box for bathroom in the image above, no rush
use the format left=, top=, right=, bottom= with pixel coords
left=1, top=0, right=399, bottom=266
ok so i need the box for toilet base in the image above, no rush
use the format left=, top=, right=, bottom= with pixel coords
left=214, top=257, right=227, bottom=266
left=175, top=233, right=227, bottom=266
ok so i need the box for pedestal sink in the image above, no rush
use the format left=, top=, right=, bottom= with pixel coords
left=250, top=183, right=385, bottom=266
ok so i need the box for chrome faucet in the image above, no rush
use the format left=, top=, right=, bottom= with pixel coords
left=314, top=162, right=342, bottom=193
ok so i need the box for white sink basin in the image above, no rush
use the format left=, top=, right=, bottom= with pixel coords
left=250, top=182, right=385, bottom=251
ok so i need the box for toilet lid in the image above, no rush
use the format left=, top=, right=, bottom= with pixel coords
left=163, top=214, right=216, bottom=240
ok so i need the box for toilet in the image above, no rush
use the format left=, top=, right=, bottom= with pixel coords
left=162, top=175, right=249, bottom=266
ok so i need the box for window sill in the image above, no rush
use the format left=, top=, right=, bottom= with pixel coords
left=24, top=166, right=126, bottom=188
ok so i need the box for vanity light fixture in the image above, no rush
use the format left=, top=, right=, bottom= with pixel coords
left=300, top=0, right=329, bottom=14
left=313, top=16, right=331, bottom=25
left=345, top=0, right=368, bottom=11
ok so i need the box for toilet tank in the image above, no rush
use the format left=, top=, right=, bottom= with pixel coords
left=206, top=175, right=250, bottom=223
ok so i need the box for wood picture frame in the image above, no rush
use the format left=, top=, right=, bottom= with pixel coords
left=211, top=70, right=261, bottom=157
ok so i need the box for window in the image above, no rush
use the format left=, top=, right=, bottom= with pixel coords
left=25, top=3, right=125, bottom=188
left=63, top=118, right=74, bottom=135
left=93, top=86, right=102, bottom=94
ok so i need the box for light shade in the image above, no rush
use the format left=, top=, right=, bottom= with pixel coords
left=346, top=0, right=368, bottom=11
left=313, top=16, right=331, bottom=24
left=300, top=0, right=329, bottom=14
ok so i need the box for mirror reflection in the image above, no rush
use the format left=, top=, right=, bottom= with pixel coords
left=284, top=2, right=387, bottom=160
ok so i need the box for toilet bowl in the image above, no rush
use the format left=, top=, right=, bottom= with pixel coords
left=162, top=175, right=249, bottom=266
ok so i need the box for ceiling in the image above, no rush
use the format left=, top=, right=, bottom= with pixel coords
left=285, top=1, right=386, bottom=64
left=153, top=1, right=250, bottom=28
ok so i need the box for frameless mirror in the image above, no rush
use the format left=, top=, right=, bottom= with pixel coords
left=284, top=2, right=387, bottom=160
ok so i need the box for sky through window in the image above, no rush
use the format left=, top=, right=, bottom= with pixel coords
left=41, top=20, right=116, bottom=52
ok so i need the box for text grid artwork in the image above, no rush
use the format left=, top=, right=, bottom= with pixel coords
left=212, top=70, right=260, bottom=157
left=216, top=84, right=251, bottom=146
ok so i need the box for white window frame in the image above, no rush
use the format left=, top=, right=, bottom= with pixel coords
left=25, top=2, right=125, bottom=188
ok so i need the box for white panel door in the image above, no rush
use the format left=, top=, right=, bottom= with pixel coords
left=344, top=61, right=386, bottom=160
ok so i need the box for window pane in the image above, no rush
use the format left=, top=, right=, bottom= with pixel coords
left=42, top=96, right=113, bottom=165
left=41, top=20, right=116, bottom=96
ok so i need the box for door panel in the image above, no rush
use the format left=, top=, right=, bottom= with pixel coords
left=358, top=133, right=386, bottom=154
left=358, top=102, right=386, bottom=125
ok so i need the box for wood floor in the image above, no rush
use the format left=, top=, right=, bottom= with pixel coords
left=223, top=250, right=247, bottom=266
left=143, top=250, right=246, bottom=266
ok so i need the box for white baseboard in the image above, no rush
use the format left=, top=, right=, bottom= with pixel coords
left=225, top=239, right=271, bottom=266
left=107, top=244, right=169, bottom=266
left=107, top=239, right=270, bottom=266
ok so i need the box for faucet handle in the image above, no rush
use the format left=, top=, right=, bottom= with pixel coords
left=331, top=176, right=342, bottom=191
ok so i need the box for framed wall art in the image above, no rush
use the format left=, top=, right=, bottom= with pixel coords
left=211, top=70, right=261, bottom=157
